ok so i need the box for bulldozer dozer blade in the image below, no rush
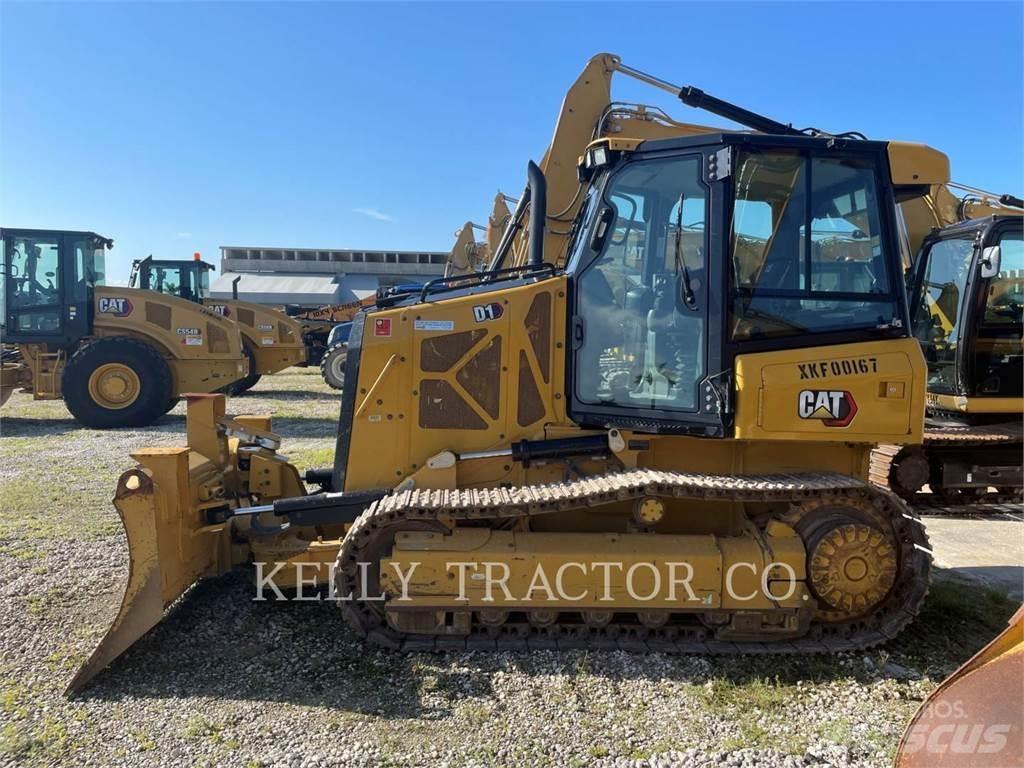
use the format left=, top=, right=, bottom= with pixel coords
left=66, top=446, right=231, bottom=694
left=895, top=604, right=1024, bottom=767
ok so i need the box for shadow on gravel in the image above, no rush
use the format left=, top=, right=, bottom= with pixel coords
left=233, top=389, right=340, bottom=401
left=71, top=566, right=1019, bottom=716
left=0, top=413, right=338, bottom=439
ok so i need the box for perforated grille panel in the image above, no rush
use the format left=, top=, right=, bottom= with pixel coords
left=456, top=336, right=502, bottom=419
left=525, top=292, right=552, bottom=383
left=517, top=349, right=545, bottom=427
left=419, top=380, right=487, bottom=430
left=236, top=308, right=255, bottom=327
left=206, top=322, right=230, bottom=353
left=144, top=302, right=172, bottom=330
left=421, top=330, right=486, bottom=372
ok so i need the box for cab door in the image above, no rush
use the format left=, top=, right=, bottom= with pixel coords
left=967, top=220, right=1024, bottom=397
left=2, top=229, right=65, bottom=342
left=1, top=229, right=97, bottom=345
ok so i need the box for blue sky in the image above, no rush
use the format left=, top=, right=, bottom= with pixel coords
left=2, top=1, right=1021, bottom=283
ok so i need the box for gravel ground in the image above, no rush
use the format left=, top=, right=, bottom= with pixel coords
left=0, top=367, right=1019, bottom=768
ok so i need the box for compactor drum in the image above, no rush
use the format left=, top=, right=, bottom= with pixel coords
left=70, top=118, right=941, bottom=691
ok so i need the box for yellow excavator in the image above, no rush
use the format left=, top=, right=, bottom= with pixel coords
left=128, top=254, right=307, bottom=395
left=67, top=54, right=958, bottom=693
left=870, top=206, right=1023, bottom=504
left=0, top=228, right=247, bottom=428
left=445, top=192, right=516, bottom=277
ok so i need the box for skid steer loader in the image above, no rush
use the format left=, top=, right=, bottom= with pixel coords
left=0, top=228, right=247, bottom=428
left=68, top=52, right=958, bottom=692
left=129, top=254, right=308, bottom=394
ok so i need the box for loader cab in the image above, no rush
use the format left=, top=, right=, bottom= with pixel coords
left=908, top=216, right=1023, bottom=405
left=564, top=134, right=909, bottom=435
left=131, top=255, right=213, bottom=303
left=1, top=227, right=111, bottom=345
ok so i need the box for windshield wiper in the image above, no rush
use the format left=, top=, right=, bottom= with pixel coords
left=674, top=193, right=698, bottom=310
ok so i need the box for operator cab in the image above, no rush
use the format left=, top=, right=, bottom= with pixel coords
left=563, top=133, right=908, bottom=435
left=909, top=215, right=1023, bottom=407
left=1, top=228, right=111, bottom=345
left=131, top=254, right=213, bottom=303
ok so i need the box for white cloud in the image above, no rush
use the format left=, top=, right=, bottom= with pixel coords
left=352, top=207, right=394, bottom=222
left=175, top=231, right=192, bottom=239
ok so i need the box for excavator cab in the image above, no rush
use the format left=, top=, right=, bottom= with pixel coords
left=131, top=254, right=213, bottom=303
left=1, top=228, right=111, bottom=345
left=909, top=216, right=1023, bottom=409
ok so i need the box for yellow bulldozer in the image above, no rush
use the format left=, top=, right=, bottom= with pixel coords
left=0, top=228, right=247, bottom=428
left=129, top=254, right=308, bottom=395
left=68, top=54, right=961, bottom=693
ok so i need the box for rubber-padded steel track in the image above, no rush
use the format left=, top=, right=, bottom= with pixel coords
left=334, top=469, right=931, bottom=654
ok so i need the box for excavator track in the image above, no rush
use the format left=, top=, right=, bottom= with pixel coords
left=872, top=421, right=1023, bottom=505
left=335, top=469, right=931, bottom=654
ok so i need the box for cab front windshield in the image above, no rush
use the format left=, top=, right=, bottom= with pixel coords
left=574, top=154, right=707, bottom=411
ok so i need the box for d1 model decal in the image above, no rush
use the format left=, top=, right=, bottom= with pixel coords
left=473, top=302, right=504, bottom=323
left=97, top=297, right=133, bottom=317
left=797, top=389, right=858, bottom=427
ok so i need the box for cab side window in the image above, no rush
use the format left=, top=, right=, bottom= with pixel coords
left=730, top=151, right=896, bottom=340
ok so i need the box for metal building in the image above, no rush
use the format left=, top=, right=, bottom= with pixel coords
left=211, top=245, right=448, bottom=306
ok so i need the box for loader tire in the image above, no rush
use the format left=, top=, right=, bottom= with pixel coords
left=63, top=338, right=172, bottom=429
left=225, top=344, right=261, bottom=396
left=320, top=343, right=347, bottom=390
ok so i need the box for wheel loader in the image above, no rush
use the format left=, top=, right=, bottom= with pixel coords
left=871, top=213, right=1023, bottom=504
left=67, top=56, right=960, bottom=694
left=129, top=254, right=308, bottom=394
left=0, top=228, right=247, bottom=428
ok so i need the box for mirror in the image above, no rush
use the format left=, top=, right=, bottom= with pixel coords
left=980, top=245, right=1001, bottom=279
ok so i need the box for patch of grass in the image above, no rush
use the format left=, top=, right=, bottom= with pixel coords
left=0, top=715, right=69, bottom=761
left=816, top=716, right=853, bottom=745
left=723, top=720, right=769, bottom=750
left=588, top=745, right=609, bottom=758
left=1, top=680, right=30, bottom=717
left=0, top=545, right=44, bottom=561
left=287, top=445, right=336, bottom=471
left=0, top=474, right=120, bottom=541
left=698, top=676, right=792, bottom=715
left=131, top=730, right=157, bottom=751
left=891, top=576, right=1018, bottom=671
left=181, top=713, right=222, bottom=741
left=457, top=701, right=494, bottom=727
